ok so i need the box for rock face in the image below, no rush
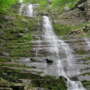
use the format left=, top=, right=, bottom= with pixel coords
left=52, top=0, right=90, bottom=25
left=53, top=8, right=86, bottom=25
left=11, top=86, right=24, bottom=90
left=0, top=86, right=24, bottom=90
left=86, top=0, right=90, bottom=20
left=0, top=0, right=90, bottom=90
left=0, top=87, right=12, bottom=90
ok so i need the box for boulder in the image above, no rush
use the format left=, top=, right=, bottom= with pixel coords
left=45, top=59, right=53, bottom=64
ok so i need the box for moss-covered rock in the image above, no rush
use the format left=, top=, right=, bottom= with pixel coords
left=0, top=11, right=39, bottom=59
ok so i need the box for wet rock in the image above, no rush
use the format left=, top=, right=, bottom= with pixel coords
left=4, top=16, right=16, bottom=21
left=64, top=6, right=70, bottom=11
left=0, top=24, right=3, bottom=28
left=0, top=52, right=9, bottom=56
left=48, top=0, right=52, bottom=4
left=70, top=77, right=78, bottom=81
left=59, top=76, right=67, bottom=82
left=24, top=28, right=29, bottom=32
left=30, top=58, right=37, bottom=62
left=45, top=59, right=53, bottom=64
left=11, top=85, right=24, bottom=90
left=77, top=3, right=85, bottom=11
left=16, top=33, right=24, bottom=38
left=39, top=13, right=49, bottom=16
left=0, top=87, right=12, bottom=90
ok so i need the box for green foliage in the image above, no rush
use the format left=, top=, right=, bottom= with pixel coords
left=54, top=24, right=72, bottom=36
left=52, top=0, right=79, bottom=9
left=82, top=80, right=90, bottom=89
left=0, top=0, right=17, bottom=13
left=25, top=0, right=48, bottom=6
left=0, top=14, right=38, bottom=57
left=32, top=76, right=67, bottom=90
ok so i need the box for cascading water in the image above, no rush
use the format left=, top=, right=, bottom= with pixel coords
left=58, top=40, right=80, bottom=77
left=43, top=16, right=60, bottom=53
left=19, top=0, right=34, bottom=17
left=84, top=38, right=90, bottom=50
left=43, top=16, right=67, bottom=77
left=42, top=16, right=86, bottom=90
left=26, top=4, right=34, bottom=17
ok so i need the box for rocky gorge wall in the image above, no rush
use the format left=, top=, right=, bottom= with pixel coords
left=0, top=0, right=90, bottom=90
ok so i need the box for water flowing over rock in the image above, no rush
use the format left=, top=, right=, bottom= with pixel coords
left=25, top=4, right=34, bottom=17
left=67, top=80, right=86, bottom=90
left=19, top=3, right=34, bottom=17
left=84, top=38, right=90, bottom=50
left=42, top=16, right=86, bottom=90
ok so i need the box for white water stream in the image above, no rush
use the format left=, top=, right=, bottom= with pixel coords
left=42, top=16, right=86, bottom=90
left=26, top=4, right=33, bottom=17
left=84, top=38, right=90, bottom=50
left=19, top=0, right=34, bottom=17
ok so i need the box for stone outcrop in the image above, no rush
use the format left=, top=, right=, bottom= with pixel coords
left=85, top=0, right=90, bottom=20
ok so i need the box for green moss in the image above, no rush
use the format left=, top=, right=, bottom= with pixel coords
left=82, top=80, right=90, bottom=89
left=53, top=22, right=90, bottom=38
left=32, top=76, right=67, bottom=90
left=82, top=57, right=90, bottom=61
left=0, top=57, right=11, bottom=62
left=54, top=24, right=72, bottom=36
left=0, top=67, right=67, bottom=90
left=76, top=50, right=87, bottom=55
left=51, top=0, right=79, bottom=13
left=0, top=67, right=21, bottom=82
left=0, top=13, right=38, bottom=57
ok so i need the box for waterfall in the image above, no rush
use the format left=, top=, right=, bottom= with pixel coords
left=43, top=16, right=67, bottom=77
left=58, top=40, right=80, bottom=77
left=19, top=2, right=34, bottom=17
left=43, top=16, right=60, bottom=54
left=67, top=80, right=86, bottom=90
left=84, top=38, right=90, bottom=50
left=42, top=16, right=86, bottom=90
left=26, top=4, right=34, bottom=17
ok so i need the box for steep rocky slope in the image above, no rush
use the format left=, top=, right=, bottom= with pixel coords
left=0, top=0, right=90, bottom=90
